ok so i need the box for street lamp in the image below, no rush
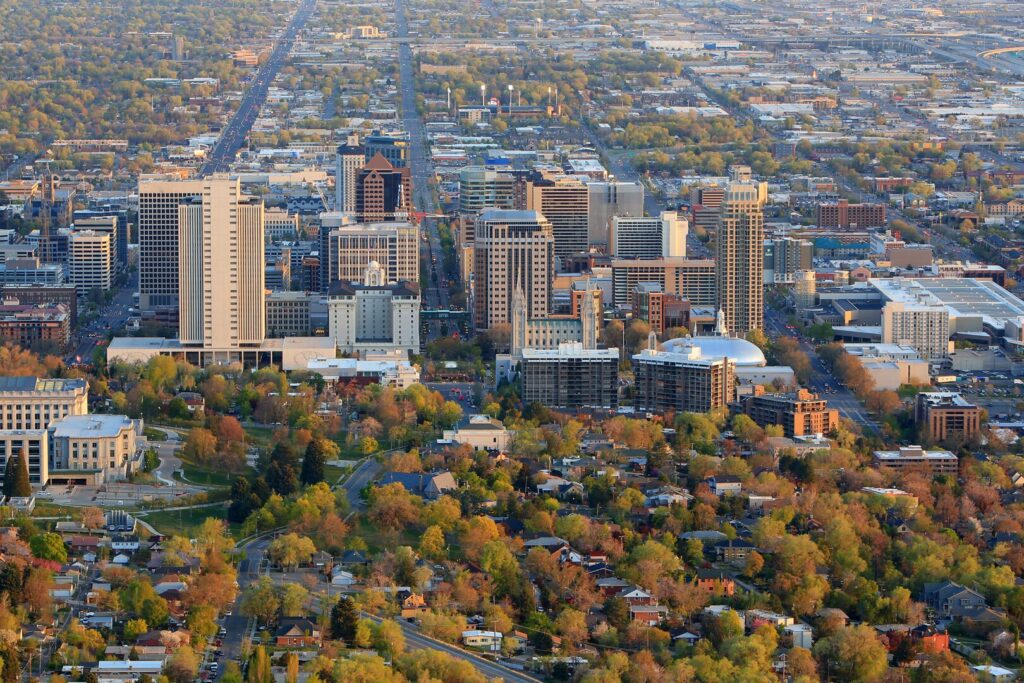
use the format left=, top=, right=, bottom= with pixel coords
left=446, top=86, right=451, bottom=111
left=480, top=83, right=486, bottom=107
left=507, top=84, right=514, bottom=115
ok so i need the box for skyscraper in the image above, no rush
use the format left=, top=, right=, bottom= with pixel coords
left=355, top=153, right=412, bottom=222
left=715, top=179, right=766, bottom=336
left=139, top=180, right=206, bottom=325
left=610, top=211, right=688, bottom=259
left=526, top=172, right=589, bottom=261
left=473, top=210, right=553, bottom=332
left=176, top=179, right=265, bottom=348
left=587, top=181, right=644, bottom=249
left=335, top=141, right=364, bottom=214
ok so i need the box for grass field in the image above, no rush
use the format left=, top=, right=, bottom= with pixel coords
left=142, top=502, right=239, bottom=537
left=175, top=458, right=238, bottom=489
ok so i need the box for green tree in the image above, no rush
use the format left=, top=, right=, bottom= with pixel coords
left=29, top=533, right=67, bottom=563
left=123, top=619, right=148, bottom=641
left=4, top=450, right=30, bottom=498
left=418, top=525, right=447, bottom=561
left=240, top=577, right=280, bottom=625
left=300, top=439, right=326, bottom=486
left=246, top=646, right=273, bottom=683
left=330, top=596, right=359, bottom=643
left=373, top=620, right=405, bottom=659
left=267, top=533, right=316, bottom=571
left=814, top=624, right=888, bottom=682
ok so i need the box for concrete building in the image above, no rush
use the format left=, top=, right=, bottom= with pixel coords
left=610, top=212, right=687, bottom=259
left=322, top=220, right=418, bottom=290
left=633, top=335, right=736, bottom=414
left=611, top=258, right=716, bottom=309
left=264, top=208, right=299, bottom=241
left=72, top=215, right=123, bottom=270
left=68, top=230, right=113, bottom=296
left=733, top=388, right=839, bottom=438
left=632, top=283, right=690, bottom=336
left=442, top=415, right=512, bottom=451
left=765, top=236, right=813, bottom=284
left=335, top=142, right=364, bottom=214
left=716, top=179, right=766, bottom=336
left=362, top=131, right=407, bottom=167
left=880, top=300, right=950, bottom=360
left=0, top=430, right=48, bottom=485
left=526, top=173, right=589, bottom=260
left=843, top=343, right=930, bottom=390
left=328, top=262, right=420, bottom=355
left=355, top=153, right=412, bottom=222
left=520, top=343, right=619, bottom=410
left=51, top=414, right=140, bottom=482
left=177, top=179, right=265, bottom=350
left=473, top=210, right=553, bottom=332
left=817, top=200, right=886, bottom=229
left=459, top=166, right=522, bottom=216
left=266, top=291, right=321, bottom=337
left=914, top=392, right=982, bottom=443
left=510, top=282, right=600, bottom=356
left=588, top=181, right=644, bottom=248
left=0, top=302, right=71, bottom=350
left=138, top=179, right=207, bottom=325
left=0, top=285, right=78, bottom=327
left=306, top=355, right=420, bottom=388
left=872, top=445, right=958, bottom=475
left=0, top=259, right=65, bottom=287
left=0, top=377, right=88, bottom=430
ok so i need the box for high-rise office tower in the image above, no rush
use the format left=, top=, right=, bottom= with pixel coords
left=363, top=131, right=408, bottom=167
left=588, top=181, right=644, bottom=249
left=139, top=180, right=206, bottom=325
left=67, top=230, right=113, bottom=297
left=177, top=179, right=265, bottom=348
left=715, top=179, right=766, bottom=337
left=526, top=172, right=589, bottom=261
left=473, top=210, right=553, bottom=332
left=355, top=154, right=413, bottom=222
left=335, top=141, right=364, bottom=214
left=610, top=211, right=688, bottom=259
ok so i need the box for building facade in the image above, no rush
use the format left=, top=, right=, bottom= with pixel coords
left=914, top=392, right=982, bottom=442
left=355, top=154, right=412, bottom=222
left=177, top=179, right=266, bottom=349
left=588, top=181, right=644, bottom=248
left=733, top=388, right=839, bottom=438
left=0, top=430, right=48, bottom=485
left=68, top=230, right=113, bottom=296
left=0, top=302, right=71, bottom=350
left=327, top=262, right=420, bottom=355
left=51, top=415, right=140, bottom=482
left=716, top=180, right=766, bottom=336
left=322, top=221, right=418, bottom=290
left=520, top=344, right=619, bottom=410
left=0, top=377, right=88, bottom=430
left=473, top=210, right=554, bottom=332
left=610, top=212, right=687, bottom=259
left=633, top=338, right=736, bottom=414
left=526, top=173, right=589, bottom=260
left=817, top=200, right=886, bottom=229
left=335, top=142, right=364, bottom=214
left=611, top=258, right=716, bottom=308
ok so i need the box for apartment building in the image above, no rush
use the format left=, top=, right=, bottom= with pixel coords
left=0, top=302, right=71, bottom=350
left=611, top=258, right=716, bottom=309
left=816, top=200, right=886, bottom=229
left=716, top=180, right=766, bottom=336
left=520, top=343, right=619, bottom=410
left=914, top=392, right=982, bottom=442
left=733, top=388, right=839, bottom=438
left=633, top=343, right=736, bottom=414
left=610, top=212, right=687, bottom=259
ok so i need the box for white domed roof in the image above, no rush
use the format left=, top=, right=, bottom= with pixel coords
left=662, top=335, right=767, bottom=367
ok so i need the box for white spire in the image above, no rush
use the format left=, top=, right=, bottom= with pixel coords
left=715, top=308, right=729, bottom=337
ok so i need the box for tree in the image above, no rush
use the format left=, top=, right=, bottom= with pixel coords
left=300, top=439, right=326, bottom=486
left=330, top=596, right=359, bottom=643
left=3, top=450, right=30, bottom=498
left=163, top=645, right=198, bottom=683
left=373, top=620, right=405, bottom=659
left=29, top=533, right=67, bottom=563
left=81, top=507, right=105, bottom=530
left=279, top=584, right=309, bottom=617
left=182, top=428, right=217, bottom=463
left=267, top=533, right=316, bottom=571
left=284, top=653, right=298, bottom=683
left=241, top=577, right=280, bottom=625
left=814, top=624, right=888, bottom=682
left=246, top=646, right=273, bottom=683
left=185, top=605, right=218, bottom=644
left=554, top=608, right=588, bottom=648
left=744, top=551, right=765, bottom=578
left=418, top=525, right=446, bottom=561
left=123, top=619, right=148, bottom=641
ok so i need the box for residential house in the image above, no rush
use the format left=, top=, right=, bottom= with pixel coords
left=596, top=577, right=630, bottom=597
left=617, top=587, right=657, bottom=606
left=973, top=665, right=1016, bottom=683
left=714, top=539, right=757, bottom=563
left=694, top=569, right=736, bottom=596
left=330, top=568, right=357, bottom=587
left=462, top=630, right=503, bottom=652
left=275, top=618, right=322, bottom=648
left=922, top=581, right=987, bottom=619
left=400, top=593, right=428, bottom=618
left=744, top=610, right=794, bottom=630
left=629, top=604, right=669, bottom=625
left=707, top=476, right=742, bottom=496
left=111, top=535, right=140, bottom=554
left=379, top=471, right=457, bottom=499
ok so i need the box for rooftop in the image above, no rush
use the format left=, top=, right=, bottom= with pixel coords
left=871, top=277, right=1024, bottom=331
left=52, top=415, right=133, bottom=439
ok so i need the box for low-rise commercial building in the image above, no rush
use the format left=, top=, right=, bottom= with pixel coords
left=0, top=302, right=71, bottom=350
left=872, top=445, right=958, bottom=475
left=51, top=415, right=140, bottom=482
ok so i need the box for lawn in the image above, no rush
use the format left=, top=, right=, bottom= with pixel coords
left=142, top=503, right=241, bottom=537
left=176, top=459, right=237, bottom=489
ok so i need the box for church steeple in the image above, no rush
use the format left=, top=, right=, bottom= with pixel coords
left=714, top=308, right=729, bottom=337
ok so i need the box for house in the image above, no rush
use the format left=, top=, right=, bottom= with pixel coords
left=311, top=550, right=333, bottom=570
left=338, top=550, right=369, bottom=567
left=785, top=623, right=813, bottom=649
left=644, top=486, right=693, bottom=507
left=379, top=471, right=458, bottom=499
left=112, top=553, right=130, bottom=565
left=506, top=630, right=529, bottom=653
left=441, top=415, right=512, bottom=451
left=744, top=610, right=794, bottom=630
left=330, top=568, right=357, bottom=587
left=66, top=535, right=102, bottom=555
left=714, top=539, right=757, bottom=562
left=462, top=630, right=503, bottom=652
left=672, top=631, right=702, bottom=646
left=400, top=593, right=428, bottom=618
left=922, top=581, right=987, bottom=619
left=596, top=577, right=631, bottom=596
left=707, top=476, right=742, bottom=496
left=111, top=535, right=140, bottom=553
left=629, top=604, right=668, bottom=625
left=694, top=569, right=736, bottom=596
left=275, top=618, right=322, bottom=648
left=617, top=587, right=656, bottom=606
left=973, top=665, right=1016, bottom=683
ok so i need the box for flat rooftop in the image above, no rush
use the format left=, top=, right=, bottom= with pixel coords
left=871, top=277, right=1024, bottom=330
